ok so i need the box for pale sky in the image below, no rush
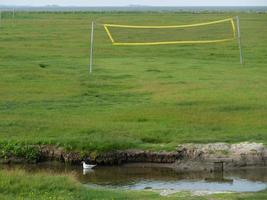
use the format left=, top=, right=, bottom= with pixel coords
left=1, top=0, right=266, bottom=7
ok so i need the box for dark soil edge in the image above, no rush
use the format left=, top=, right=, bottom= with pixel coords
left=1, top=143, right=267, bottom=172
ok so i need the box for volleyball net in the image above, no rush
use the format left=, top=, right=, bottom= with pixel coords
left=103, top=17, right=236, bottom=46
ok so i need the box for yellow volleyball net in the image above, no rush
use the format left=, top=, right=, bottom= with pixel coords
left=103, top=17, right=236, bottom=46
left=89, top=17, right=243, bottom=74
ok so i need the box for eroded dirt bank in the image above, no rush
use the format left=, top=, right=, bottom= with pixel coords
left=174, top=142, right=267, bottom=171
left=1, top=142, right=267, bottom=172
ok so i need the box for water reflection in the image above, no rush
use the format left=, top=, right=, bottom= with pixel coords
left=1, top=162, right=267, bottom=192
left=83, top=168, right=94, bottom=175
left=204, top=172, right=234, bottom=184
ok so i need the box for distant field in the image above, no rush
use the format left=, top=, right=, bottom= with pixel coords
left=0, top=12, right=267, bottom=152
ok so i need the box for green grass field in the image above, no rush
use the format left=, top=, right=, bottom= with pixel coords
left=0, top=12, right=267, bottom=152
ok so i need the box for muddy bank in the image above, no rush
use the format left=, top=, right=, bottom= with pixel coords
left=1, top=142, right=267, bottom=172
left=39, top=146, right=179, bottom=165
left=174, top=142, right=267, bottom=171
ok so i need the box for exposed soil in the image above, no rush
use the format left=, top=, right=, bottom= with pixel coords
left=1, top=142, right=267, bottom=172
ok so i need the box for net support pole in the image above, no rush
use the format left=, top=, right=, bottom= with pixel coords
left=236, top=16, right=243, bottom=65
left=89, top=21, right=94, bottom=74
left=0, top=10, right=2, bottom=28
left=12, top=8, right=15, bottom=26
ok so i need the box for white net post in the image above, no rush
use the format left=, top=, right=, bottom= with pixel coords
left=89, top=21, right=94, bottom=74
left=12, top=8, right=15, bottom=26
left=0, top=10, right=2, bottom=28
left=236, top=16, right=244, bottom=65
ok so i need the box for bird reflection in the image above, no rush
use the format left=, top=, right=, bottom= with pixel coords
left=83, top=168, right=94, bottom=175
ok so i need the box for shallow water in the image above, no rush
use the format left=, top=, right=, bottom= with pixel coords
left=1, top=162, right=267, bottom=193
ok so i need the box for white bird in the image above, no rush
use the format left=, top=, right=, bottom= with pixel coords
left=82, top=161, right=96, bottom=169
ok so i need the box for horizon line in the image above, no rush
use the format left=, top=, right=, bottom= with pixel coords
left=0, top=5, right=267, bottom=7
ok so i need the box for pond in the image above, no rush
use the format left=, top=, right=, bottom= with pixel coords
left=1, top=162, right=267, bottom=194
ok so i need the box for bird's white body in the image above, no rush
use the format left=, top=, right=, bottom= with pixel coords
left=82, top=161, right=96, bottom=169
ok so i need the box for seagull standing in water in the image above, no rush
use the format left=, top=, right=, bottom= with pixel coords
left=82, top=161, right=96, bottom=169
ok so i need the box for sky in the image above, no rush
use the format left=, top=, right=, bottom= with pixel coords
left=0, top=0, right=266, bottom=7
